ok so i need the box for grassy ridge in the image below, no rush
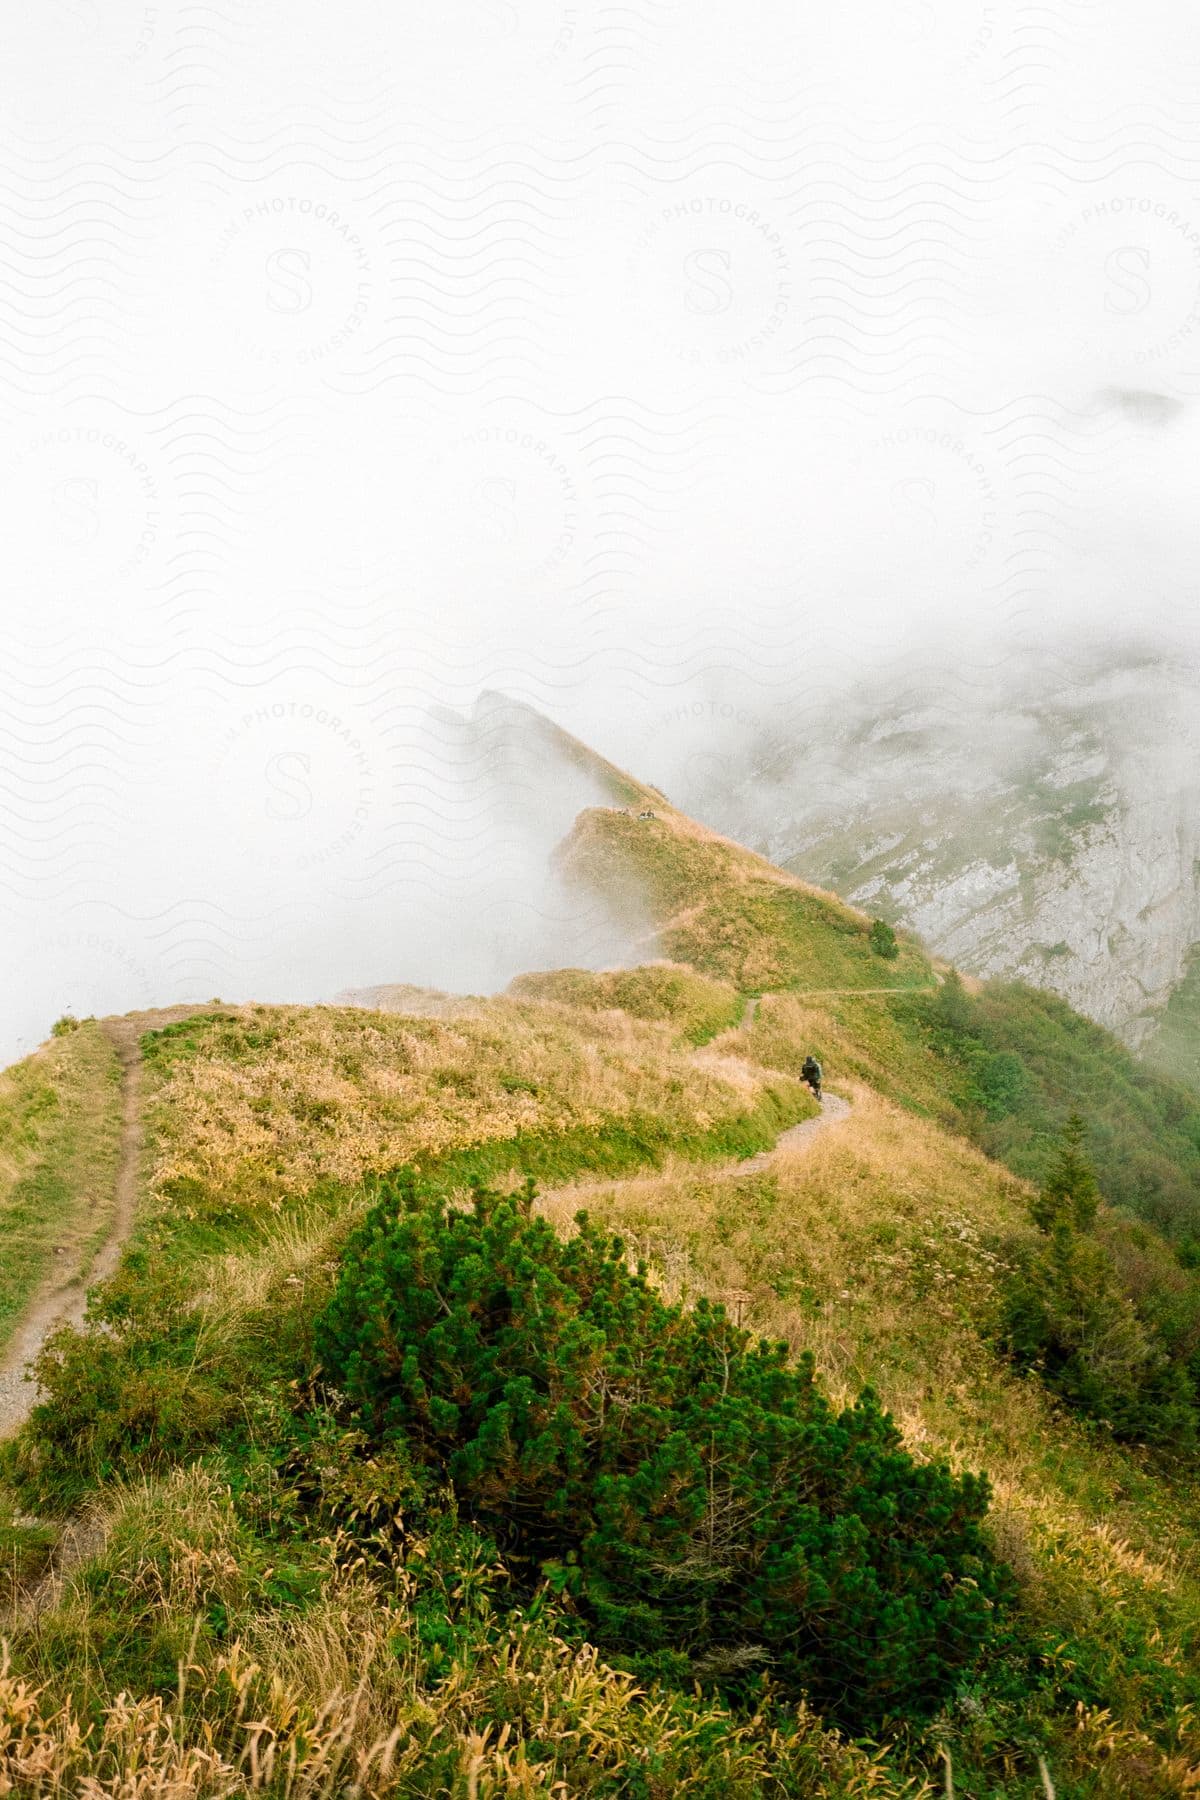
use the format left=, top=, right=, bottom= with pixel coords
left=507, top=960, right=744, bottom=1045
left=0, top=1020, right=121, bottom=1355
left=134, top=999, right=812, bottom=1256
left=9, top=988, right=1199, bottom=1793
left=560, top=803, right=1200, bottom=1237
left=562, top=806, right=935, bottom=993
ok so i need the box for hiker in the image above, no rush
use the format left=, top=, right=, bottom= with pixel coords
left=801, top=1053, right=822, bottom=1101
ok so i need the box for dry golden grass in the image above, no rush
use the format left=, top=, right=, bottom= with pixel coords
left=559, top=808, right=934, bottom=996
left=541, top=1082, right=1027, bottom=1347
left=143, top=1000, right=803, bottom=1220
left=743, top=992, right=961, bottom=1122
left=0, top=1469, right=931, bottom=1800
left=331, top=983, right=484, bottom=1020
left=506, top=960, right=741, bottom=1045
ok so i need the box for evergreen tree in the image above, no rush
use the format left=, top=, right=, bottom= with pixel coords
left=1032, top=1113, right=1100, bottom=1234
left=934, top=968, right=974, bottom=1034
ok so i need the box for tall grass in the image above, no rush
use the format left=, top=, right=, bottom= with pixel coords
left=0, top=1467, right=929, bottom=1799
left=139, top=1000, right=809, bottom=1240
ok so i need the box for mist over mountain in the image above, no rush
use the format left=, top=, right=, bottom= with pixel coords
left=651, top=640, right=1200, bottom=1076
left=0, top=691, right=646, bottom=1070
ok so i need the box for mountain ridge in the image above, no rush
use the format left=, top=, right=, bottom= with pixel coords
left=4, top=731, right=1200, bottom=1793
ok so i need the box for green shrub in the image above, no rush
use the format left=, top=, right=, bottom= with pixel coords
left=973, top=1051, right=1030, bottom=1121
left=315, top=1171, right=1008, bottom=1731
left=869, top=919, right=899, bottom=960
left=8, top=1315, right=237, bottom=1504
left=50, top=1015, right=79, bottom=1037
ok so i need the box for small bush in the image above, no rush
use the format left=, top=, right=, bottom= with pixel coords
left=9, top=1316, right=237, bottom=1504
left=315, top=1170, right=1008, bottom=1731
left=50, top=1015, right=79, bottom=1037
left=869, top=920, right=899, bottom=960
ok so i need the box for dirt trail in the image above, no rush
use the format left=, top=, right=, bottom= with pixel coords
left=537, top=1090, right=851, bottom=1220
left=0, top=1005, right=212, bottom=1439
left=734, top=1091, right=851, bottom=1168
left=0, top=992, right=850, bottom=1436
left=783, top=985, right=940, bottom=997
left=740, top=984, right=939, bottom=1025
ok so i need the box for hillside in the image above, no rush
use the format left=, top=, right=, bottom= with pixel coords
left=2, top=786, right=1200, bottom=1793
left=560, top=801, right=1200, bottom=1237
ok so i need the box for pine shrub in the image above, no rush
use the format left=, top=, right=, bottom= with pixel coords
left=315, top=1170, right=1007, bottom=1730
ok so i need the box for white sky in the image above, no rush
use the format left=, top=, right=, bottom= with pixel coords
left=4, top=0, right=1200, bottom=1063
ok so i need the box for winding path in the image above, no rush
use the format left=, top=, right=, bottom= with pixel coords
left=537, top=993, right=854, bottom=1217
left=537, top=1089, right=851, bottom=1220
left=0, top=1001, right=852, bottom=1438
left=0, top=1005, right=208, bottom=1439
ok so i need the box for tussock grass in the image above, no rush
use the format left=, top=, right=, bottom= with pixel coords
left=138, top=999, right=809, bottom=1239
left=0, top=1469, right=931, bottom=1800
left=507, top=959, right=742, bottom=1045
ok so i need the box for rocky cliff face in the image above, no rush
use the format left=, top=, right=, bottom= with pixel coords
left=678, top=652, right=1200, bottom=1055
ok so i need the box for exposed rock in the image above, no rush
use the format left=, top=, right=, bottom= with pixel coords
left=683, top=651, right=1200, bottom=1054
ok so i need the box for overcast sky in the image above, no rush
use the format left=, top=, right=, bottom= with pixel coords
left=4, top=0, right=1200, bottom=1064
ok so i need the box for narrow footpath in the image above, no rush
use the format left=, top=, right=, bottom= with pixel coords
left=0, top=1005, right=207, bottom=1438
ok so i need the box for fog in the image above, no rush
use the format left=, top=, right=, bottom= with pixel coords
left=4, top=0, right=1200, bottom=1065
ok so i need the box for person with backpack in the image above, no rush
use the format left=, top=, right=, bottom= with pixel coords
left=801, top=1053, right=823, bottom=1101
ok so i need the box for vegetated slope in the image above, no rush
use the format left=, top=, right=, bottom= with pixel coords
left=1147, top=941, right=1200, bottom=1092
left=562, top=801, right=1200, bottom=1237
left=5, top=791, right=1200, bottom=1795
left=0, top=1019, right=121, bottom=1357
left=562, top=802, right=937, bottom=995
left=535, top=1082, right=1200, bottom=1794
